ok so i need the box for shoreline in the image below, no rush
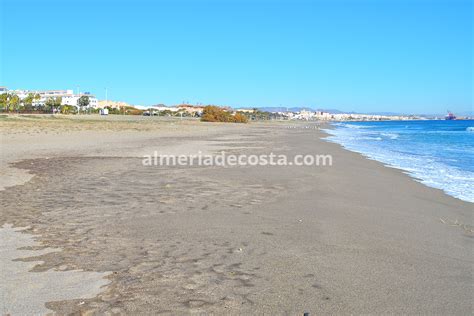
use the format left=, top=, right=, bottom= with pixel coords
left=322, top=120, right=474, bottom=204
left=0, top=116, right=472, bottom=314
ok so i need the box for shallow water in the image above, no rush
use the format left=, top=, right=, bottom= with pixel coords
left=324, top=120, right=474, bottom=203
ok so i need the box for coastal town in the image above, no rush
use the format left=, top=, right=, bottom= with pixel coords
left=0, top=87, right=469, bottom=121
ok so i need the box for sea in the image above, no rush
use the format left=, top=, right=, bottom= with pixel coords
left=323, top=120, right=474, bottom=203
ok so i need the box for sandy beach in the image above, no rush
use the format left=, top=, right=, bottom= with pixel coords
left=0, top=114, right=472, bottom=314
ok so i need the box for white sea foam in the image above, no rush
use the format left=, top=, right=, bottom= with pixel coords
left=323, top=125, right=474, bottom=203
left=381, top=132, right=399, bottom=139
left=342, top=124, right=375, bottom=129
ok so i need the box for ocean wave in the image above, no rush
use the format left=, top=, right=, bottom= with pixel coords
left=324, top=124, right=474, bottom=203
left=358, top=136, right=383, bottom=141
left=344, top=143, right=473, bottom=202
left=381, top=132, right=399, bottom=139
left=467, top=127, right=474, bottom=132
left=342, top=124, right=375, bottom=129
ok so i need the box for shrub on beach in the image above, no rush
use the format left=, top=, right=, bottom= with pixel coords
left=233, top=112, right=248, bottom=123
left=201, top=106, right=248, bottom=123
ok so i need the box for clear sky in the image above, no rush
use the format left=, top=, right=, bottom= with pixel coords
left=1, top=0, right=472, bottom=114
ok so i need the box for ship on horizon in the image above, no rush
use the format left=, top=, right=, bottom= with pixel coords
left=445, top=111, right=456, bottom=120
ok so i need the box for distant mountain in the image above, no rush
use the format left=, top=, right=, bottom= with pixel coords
left=255, top=108, right=443, bottom=116
left=364, top=111, right=403, bottom=116
left=254, top=107, right=313, bottom=113
left=417, top=111, right=473, bottom=118
left=254, top=107, right=357, bottom=114
left=457, top=111, right=474, bottom=117
left=317, top=109, right=356, bottom=114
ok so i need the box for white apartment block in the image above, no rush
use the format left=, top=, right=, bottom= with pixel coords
left=150, top=105, right=180, bottom=112
left=0, top=87, right=98, bottom=108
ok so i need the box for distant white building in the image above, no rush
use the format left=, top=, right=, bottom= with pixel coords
left=98, top=100, right=132, bottom=109
left=315, top=111, right=333, bottom=120
left=235, top=108, right=255, bottom=113
left=294, top=110, right=316, bottom=120
left=150, top=105, right=180, bottom=112
left=0, top=87, right=98, bottom=109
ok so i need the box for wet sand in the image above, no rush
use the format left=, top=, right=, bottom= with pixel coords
left=0, top=224, right=110, bottom=315
left=0, top=114, right=472, bottom=314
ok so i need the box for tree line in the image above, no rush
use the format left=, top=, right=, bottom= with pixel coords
left=0, top=93, right=91, bottom=114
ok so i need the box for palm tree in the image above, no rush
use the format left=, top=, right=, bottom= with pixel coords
left=22, top=93, right=37, bottom=112
left=8, top=94, right=20, bottom=113
left=45, top=96, right=62, bottom=114
left=0, top=93, right=8, bottom=112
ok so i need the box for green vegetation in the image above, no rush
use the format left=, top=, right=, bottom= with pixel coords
left=0, top=92, right=52, bottom=114
left=249, top=108, right=271, bottom=120
left=45, top=97, right=62, bottom=113
left=21, top=93, right=41, bottom=112
left=201, top=106, right=248, bottom=123
left=105, top=106, right=143, bottom=115
left=60, top=104, right=77, bottom=114
left=0, top=93, right=267, bottom=120
left=77, top=96, right=90, bottom=113
left=0, top=93, right=21, bottom=112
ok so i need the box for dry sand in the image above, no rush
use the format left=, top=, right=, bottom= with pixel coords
left=0, top=114, right=472, bottom=314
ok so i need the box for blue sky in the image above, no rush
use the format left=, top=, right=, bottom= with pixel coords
left=1, top=0, right=472, bottom=114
